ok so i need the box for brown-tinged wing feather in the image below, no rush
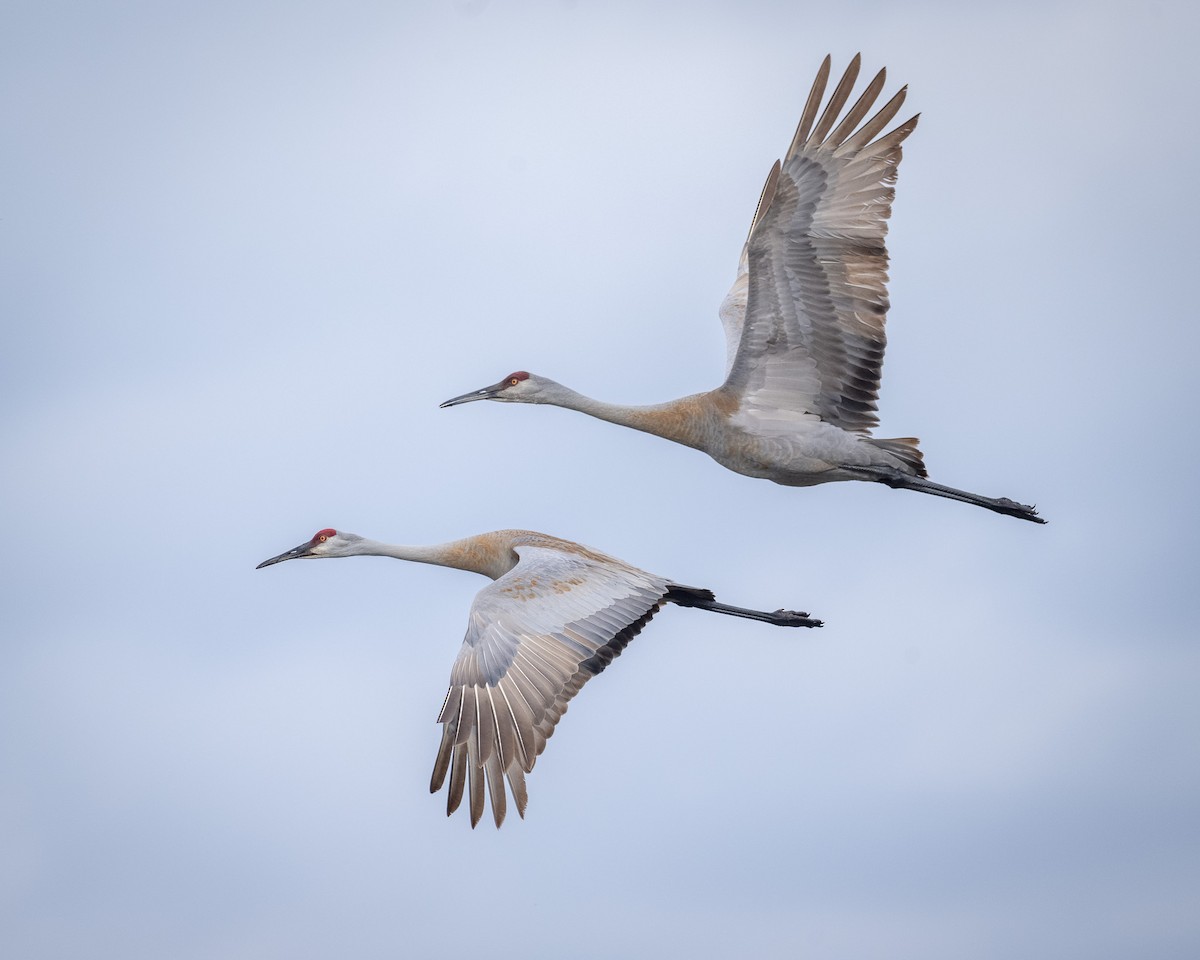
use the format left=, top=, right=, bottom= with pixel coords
left=720, top=56, right=919, bottom=436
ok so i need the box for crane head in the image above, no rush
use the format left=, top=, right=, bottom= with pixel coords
left=256, top=528, right=362, bottom=568
left=440, top=371, right=544, bottom=407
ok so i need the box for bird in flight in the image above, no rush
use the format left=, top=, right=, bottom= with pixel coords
left=442, top=55, right=1044, bottom=524
left=257, top=527, right=821, bottom=827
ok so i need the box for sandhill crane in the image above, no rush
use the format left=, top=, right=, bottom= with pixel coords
left=257, top=527, right=820, bottom=827
left=442, top=55, right=1044, bottom=524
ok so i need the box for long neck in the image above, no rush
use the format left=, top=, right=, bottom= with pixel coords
left=542, top=382, right=716, bottom=450
left=354, top=535, right=514, bottom=580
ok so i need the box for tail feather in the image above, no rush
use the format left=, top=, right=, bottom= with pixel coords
left=866, top=436, right=926, bottom=477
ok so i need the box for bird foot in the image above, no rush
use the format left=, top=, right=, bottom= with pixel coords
left=993, top=498, right=1047, bottom=524
left=775, top=609, right=823, bottom=628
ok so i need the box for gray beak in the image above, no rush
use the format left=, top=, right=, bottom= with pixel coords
left=440, top=381, right=503, bottom=408
left=256, top=541, right=316, bottom=569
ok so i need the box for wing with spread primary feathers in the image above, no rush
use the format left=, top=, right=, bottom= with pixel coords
left=719, top=54, right=919, bottom=437
left=429, top=542, right=670, bottom=828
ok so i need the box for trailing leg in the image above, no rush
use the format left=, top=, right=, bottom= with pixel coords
left=848, top=465, right=1046, bottom=523
left=666, top=584, right=823, bottom=628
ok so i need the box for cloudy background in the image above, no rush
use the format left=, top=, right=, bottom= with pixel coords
left=3, top=1, right=1198, bottom=957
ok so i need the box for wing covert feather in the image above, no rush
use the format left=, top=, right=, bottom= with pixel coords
left=431, top=542, right=669, bottom=827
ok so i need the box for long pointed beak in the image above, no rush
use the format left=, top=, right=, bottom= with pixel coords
left=256, top=541, right=316, bottom=569
left=440, top=382, right=502, bottom=408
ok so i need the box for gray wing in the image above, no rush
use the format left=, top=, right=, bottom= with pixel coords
left=429, top=544, right=669, bottom=828
left=720, top=54, right=919, bottom=436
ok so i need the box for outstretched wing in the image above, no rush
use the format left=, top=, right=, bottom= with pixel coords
left=720, top=54, right=919, bottom=436
left=430, top=543, right=669, bottom=828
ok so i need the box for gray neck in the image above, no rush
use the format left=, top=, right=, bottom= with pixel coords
left=539, top=380, right=701, bottom=447
left=352, top=536, right=511, bottom=579
left=355, top=539, right=472, bottom=571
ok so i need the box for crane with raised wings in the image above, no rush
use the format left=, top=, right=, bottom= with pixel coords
left=442, top=55, right=1044, bottom=524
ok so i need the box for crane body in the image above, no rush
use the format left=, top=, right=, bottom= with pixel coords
left=257, top=527, right=820, bottom=828
left=441, top=56, right=1045, bottom=524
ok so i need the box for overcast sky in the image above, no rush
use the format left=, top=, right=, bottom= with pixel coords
left=3, top=1, right=1199, bottom=957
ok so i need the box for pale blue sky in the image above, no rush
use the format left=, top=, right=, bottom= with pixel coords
left=3, top=1, right=1199, bottom=957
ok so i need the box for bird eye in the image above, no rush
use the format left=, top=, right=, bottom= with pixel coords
left=510, top=378, right=519, bottom=386
left=319, top=535, right=328, bottom=542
